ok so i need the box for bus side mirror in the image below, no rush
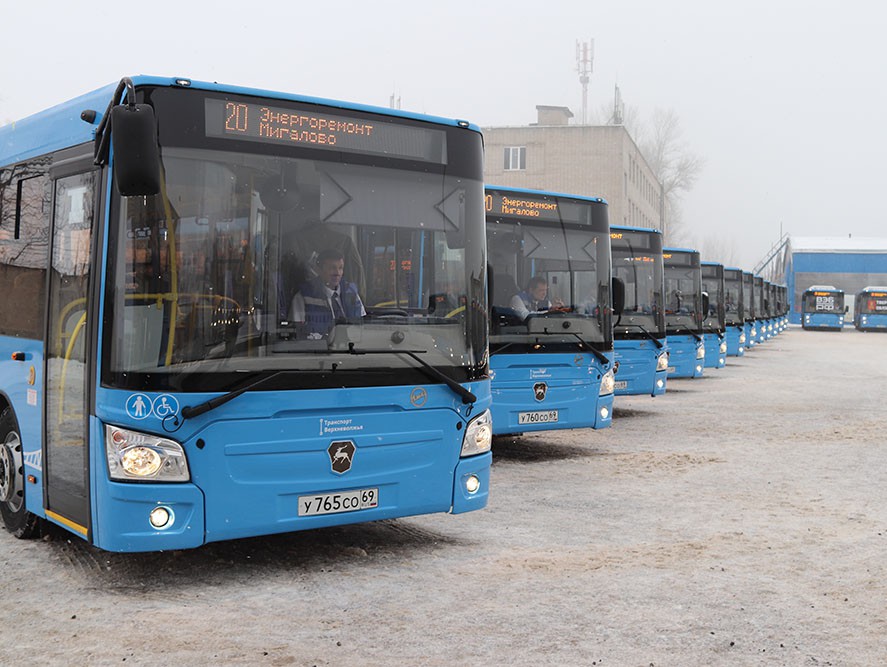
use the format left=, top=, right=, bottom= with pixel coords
left=110, top=104, right=161, bottom=196
left=845, top=305, right=849, bottom=313
left=611, top=277, right=625, bottom=315
left=701, top=291, right=710, bottom=315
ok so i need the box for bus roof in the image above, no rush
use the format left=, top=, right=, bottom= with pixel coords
left=610, top=224, right=662, bottom=235
left=486, top=184, right=607, bottom=205
left=1, top=75, right=482, bottom=166
left=662, top=246, right=699, bottom=255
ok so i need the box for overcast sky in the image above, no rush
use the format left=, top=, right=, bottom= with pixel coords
left=3, top=0, right=884, bottom=269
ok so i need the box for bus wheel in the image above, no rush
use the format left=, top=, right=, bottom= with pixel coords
left=0, top=408, right=40, bottom=538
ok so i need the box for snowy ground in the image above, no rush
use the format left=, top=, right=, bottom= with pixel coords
left=1, top=325, right=886, bottom=666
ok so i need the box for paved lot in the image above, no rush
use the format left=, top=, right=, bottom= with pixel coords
left=2, top=326, right=886, bottom=666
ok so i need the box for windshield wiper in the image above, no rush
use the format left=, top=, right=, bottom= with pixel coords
left=180, top=370, right=294, bottom=420
left=667, top=326, right=703, bottom=342
left=347, top=343, right=476, bottom=404
left=615, top=322, right=665, bottom=349
left=529, top=329, right=611, bottom=367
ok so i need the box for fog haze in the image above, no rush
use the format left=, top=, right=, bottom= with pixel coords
left=3, top=0, right=884, bottom=269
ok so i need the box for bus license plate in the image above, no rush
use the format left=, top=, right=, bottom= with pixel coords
left=614, top=380, right=628, bottom=390
left=298, top=488, right=379, bottom=517
left=518, top=410, right=559, bottom=424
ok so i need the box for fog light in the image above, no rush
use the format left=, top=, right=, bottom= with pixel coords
left=600, top=406, right=609, bottom=420
left=149, top=506, right=173, bottom=529
left=465, top=474, right=480, bottom=494
left=656, top=379, right=664, bottom=389
left=695, top=365, right=703, bottom=374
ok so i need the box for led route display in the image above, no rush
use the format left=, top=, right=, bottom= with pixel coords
left=485, top=190, right=600, bottom=226
left=205, top=99, right=447, bottom=163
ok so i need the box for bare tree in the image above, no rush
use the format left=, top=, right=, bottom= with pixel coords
left=637, top=108, right=703, bottom=244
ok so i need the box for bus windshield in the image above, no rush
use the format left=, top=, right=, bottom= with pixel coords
left=485, top=192, right=612, bottom=348
left=724, top=269, right=743, bottom=324
left=103, top=99, right=486, bottom=393
left=858, top=290, right=887, bottom=314
left=701, top=265, right=725, bottom=333
left=742, top=273, right=754, bottom=320
left=611, top=229, right=665, bottom=338
left=803, top=290, right=844, bottom=314
left=664, top=254, right=702, bottom=334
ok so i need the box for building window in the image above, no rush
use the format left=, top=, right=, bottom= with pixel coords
left=504, top=146, right=526, bottom=170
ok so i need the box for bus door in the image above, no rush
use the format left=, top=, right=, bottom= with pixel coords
left=43, top=166, right=99, bottom=536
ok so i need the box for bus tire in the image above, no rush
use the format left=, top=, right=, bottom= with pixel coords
left=0, top=407, right=40, bottom=538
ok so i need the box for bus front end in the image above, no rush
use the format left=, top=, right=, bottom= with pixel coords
left=664, top=249, right=704, bottom=378
left=701, top=262, right=727, bottom=369
left=802, top=287, right=845, bottom=331
left=611, top=226, right=668, bottom=396
left=855, top=288, right=887, bottom=331
left=486, top=188, right=614, bottom=435
left=86, top=79, right=492, bottom=551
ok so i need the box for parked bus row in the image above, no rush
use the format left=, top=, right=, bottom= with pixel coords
left=0, top=77, right=789, bottom=553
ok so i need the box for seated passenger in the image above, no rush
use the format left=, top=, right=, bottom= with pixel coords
left=510, top=276, right=564, bottom=320
left=290, top=248, right=366, bottom=335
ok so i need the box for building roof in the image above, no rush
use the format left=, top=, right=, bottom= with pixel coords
left=790, top=236, right=887, bottom=253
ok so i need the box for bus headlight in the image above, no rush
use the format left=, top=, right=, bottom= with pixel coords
left=105, top=425, right=190, bottom=481
left=696, top=346, right=705, bottom=360
left=599, top=369, right=615, bottom=395
left=656, top=352, right=669, bottom=371
left=739, top=333, right=746, bottom=344
left=461, top=410, right=492, bottom=457
left=751, top=326, right=757, bottom=336
left=719, top=341, right=727, bottom=354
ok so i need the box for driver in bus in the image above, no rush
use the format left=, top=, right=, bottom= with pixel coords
left=510, top=275, right=564, bottom=320
left=290, top=248, right=366, bottom=336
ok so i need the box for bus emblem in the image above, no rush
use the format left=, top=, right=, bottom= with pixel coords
left=533, top=382, right=548, bottom=402
left=328, top=441, right=356, bottom=474
left=410, top=387, right=427, bottom=407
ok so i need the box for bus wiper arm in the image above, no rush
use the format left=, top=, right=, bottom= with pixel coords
left=347, top=343, right=476, bottom=404
left=616, top=322, right=665, bottom=349
left=669, top=327, right=703, bottom=342
left=180, top=370, right=290, bottom=420
left=531, top=329, right=611, bottom=366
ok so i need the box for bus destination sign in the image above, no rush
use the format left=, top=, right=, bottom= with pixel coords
left=485, top=190, right=596, bottom=225
left=205, top=98, right=447, bottom=164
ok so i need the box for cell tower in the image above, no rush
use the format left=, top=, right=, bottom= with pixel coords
left=575, top=39, right=594, bottom=125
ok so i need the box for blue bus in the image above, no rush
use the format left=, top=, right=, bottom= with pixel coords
left=801, top=286, right=846, bottom=330
left=485, top=187, right=615, bottom=435
left=854, top=287, right=887, bottom=331
left=742, top=271, right=757, bottom=349
left=764, top=280, right=777, bottom=338
left=610, top=226, right=667, bottom=397
left=0, top=76, right=493, bottom=551
left=723, top=267, right=746, bottom=356
left=777, top=284, right=789, bottom=332
left=701, top=261, right=727, bottom=369
left=753, top=276, right=768, bottom=344
left=663, top=248, right=705, bottom=378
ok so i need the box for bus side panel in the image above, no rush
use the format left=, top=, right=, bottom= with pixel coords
left=490, top=352, right=610, bottom=435
left=0, top=336, right=46, bottom=519
left=613, top=339, right=666, bottom=396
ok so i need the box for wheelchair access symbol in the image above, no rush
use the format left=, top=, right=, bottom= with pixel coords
left=152, top=395, right=180, bottom=420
